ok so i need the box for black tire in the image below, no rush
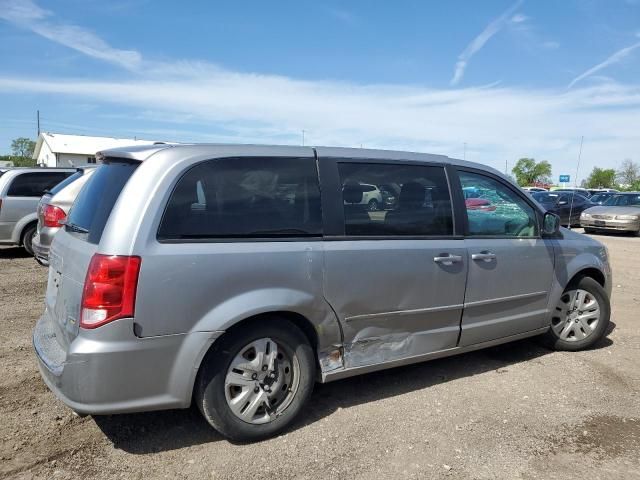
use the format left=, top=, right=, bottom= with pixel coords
left=583, top=227, right=596, bottom=234
left=543, top=276, right=610, bottom=351
left=21, top=223, right=37, bottom=256
left=367, top=199, right=379, bottom=212
left=195, top=318, right=315, bottom=442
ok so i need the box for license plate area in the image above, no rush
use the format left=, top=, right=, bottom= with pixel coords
left=594, top=220, right=606, bottom=226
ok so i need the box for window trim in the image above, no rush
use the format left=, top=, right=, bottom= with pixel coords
left=452, top=166, right=544, bottom=239
left=318, top=156, right=459, bottom=240
left=156, top=155, right=324, bottom=243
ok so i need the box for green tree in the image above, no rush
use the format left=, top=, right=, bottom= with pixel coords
left=617, top=159, right=640, bottom=187
left=511, top=158, right=552, bottom=186
left=585, top=167, right=617, bottom=189
left=10, top=137, right=36, bottom=158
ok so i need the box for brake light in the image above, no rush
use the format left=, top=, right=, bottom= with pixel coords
left=43, top=204, right=67, bottom=228
left=80, top=254, right=141, bottom=329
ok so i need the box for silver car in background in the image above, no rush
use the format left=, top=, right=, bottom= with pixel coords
left=581, top=192, right=640, bottom=235
left=33, top=167, right=96, bottom=265
left=0, top=168, right=75, bottom=254
left=34, top=144, right=612, bottom=442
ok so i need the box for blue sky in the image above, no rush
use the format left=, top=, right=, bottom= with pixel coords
left=1, top=0, right=639, bottom=179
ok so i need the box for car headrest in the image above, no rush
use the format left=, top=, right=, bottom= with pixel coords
left=399, top=182, right=425, bottom=208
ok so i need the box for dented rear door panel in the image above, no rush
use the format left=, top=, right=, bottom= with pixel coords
left=323, top=239, right=467, bottom=369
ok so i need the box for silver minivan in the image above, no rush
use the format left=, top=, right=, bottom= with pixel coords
left=33, top=167, right=96, bottom=265
left=33, top=144, right=612, bottom=441
left=0, top=168, right=75, bottom=254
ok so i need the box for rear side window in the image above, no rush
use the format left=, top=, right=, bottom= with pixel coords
left=158, top=157, right=322, bottom=240
left=66, top=161, right=138, bottom=244
left=337, top=162, right=454, bottom=236
left=7, top=172, right=71, bottom=197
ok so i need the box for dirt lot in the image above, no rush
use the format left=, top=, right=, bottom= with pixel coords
left=1, top=232, right=639, bottom=480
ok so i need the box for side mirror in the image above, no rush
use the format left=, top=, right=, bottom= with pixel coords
left=542, top=212, right=561, bottom=236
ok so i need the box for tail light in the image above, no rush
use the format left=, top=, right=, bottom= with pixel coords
left=80, top=254, right=141, bottom=329
left=43, top=204, right=67, bottom=228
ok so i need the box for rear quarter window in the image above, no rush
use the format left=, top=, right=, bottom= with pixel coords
left=66, top=161, right=138, bottom=244
left=7, top=171, right=72, bottom=197
left=158, top=157, right=322, bottom=240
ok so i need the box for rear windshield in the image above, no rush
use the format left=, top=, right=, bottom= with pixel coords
left=66, top=161, right=138, bottom=244
left=48, top=170, right=82, bottom=195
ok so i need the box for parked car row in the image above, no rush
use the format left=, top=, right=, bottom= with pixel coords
left=0, top=167, right=76, bottom=254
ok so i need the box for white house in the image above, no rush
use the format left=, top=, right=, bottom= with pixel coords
left=32, top=132, right=165, bottom=167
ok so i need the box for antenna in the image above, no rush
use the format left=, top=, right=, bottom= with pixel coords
left=567, top=136, right=584, bottom=229
left=37, top=110, right=40, bottom=136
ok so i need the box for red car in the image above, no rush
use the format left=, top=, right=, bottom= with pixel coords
left=465, top=198, right=496, bottom=211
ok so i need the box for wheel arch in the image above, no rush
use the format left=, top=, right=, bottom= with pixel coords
left=189, top=309, right=333, bottom=406
left=12, top=214, right=38, bottom=244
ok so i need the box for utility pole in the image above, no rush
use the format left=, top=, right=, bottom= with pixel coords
left=302, top=130, right=305, bottom=146
left=505, top=159, right=508, bottom=175
left=37, top=110, right=40, bottom=136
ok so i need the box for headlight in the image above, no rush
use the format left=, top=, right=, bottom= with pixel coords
left=581, top=212, right=591, bottom=218
left=615, top=215, right=639, bottom=220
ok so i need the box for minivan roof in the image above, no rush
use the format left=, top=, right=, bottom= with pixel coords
left=97, top=143, right=504, bottom=177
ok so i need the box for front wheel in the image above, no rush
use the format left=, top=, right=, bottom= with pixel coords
left=367, top=199, right=379, bottom=211
left=195, top=318, right=316, bottom=442
left=543, top=277, right=610, bottom=351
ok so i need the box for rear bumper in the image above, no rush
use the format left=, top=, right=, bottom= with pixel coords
left=32, top=234, right=50, bottom=264
left=581, top=219, right=640, bottom=232
left=33, top=313, right=223, bottom=415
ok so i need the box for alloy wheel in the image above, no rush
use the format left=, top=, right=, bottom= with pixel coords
left=551, top=289, right=601, bottom=342
left=224, top=337, right=300, bottom=425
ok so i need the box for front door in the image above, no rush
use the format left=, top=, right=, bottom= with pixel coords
left=321, top=160, right=468, bottom=369
left=457, top=169, right=555, bottom=346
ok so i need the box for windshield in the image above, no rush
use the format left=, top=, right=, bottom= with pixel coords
left=47, top=170, right=82, bottom=195
left=603, top=194, right=640, bottom=207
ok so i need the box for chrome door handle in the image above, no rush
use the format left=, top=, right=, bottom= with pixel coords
left=471, top=252, right=496, bottom=262
left=434, top=254, right=463, bottom=265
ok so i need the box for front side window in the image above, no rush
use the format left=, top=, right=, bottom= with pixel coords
left=459, top=171, right=538, bottom=237
left=158, top=157, right=322, bottom=239
left=7, top=172, right=71, bottom=197
left=337, top=163, right=454, bottom=236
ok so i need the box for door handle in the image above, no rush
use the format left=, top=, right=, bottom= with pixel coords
left=471, top=251, right=497, bottom=262
left=434, top=254, right=463, bottom=266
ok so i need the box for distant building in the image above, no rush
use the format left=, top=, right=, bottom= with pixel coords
left=32, top=132, right=165, bottom=167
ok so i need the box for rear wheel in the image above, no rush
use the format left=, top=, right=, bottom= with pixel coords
left=195, top=318, right=315, bottom=442
left=543, top=277, right=610, bottom=351
left=21, top=224, right=37, bottom=256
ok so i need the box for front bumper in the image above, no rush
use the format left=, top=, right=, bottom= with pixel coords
left=581, top=218, right=640, bottom=232
left=33, top=313, right=222, bottom=415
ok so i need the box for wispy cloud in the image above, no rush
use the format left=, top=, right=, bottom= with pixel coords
left=0, top=0, right=142, bottom=70
left=450, top=0, right=524, bottom=86
left=326, top=7, right=357, bottom=25
left=1, top=0, right=639, bottom=177
left=568, top=40, right=640, bottom=88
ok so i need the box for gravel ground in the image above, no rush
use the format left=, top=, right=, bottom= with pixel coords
left=1, top=231, right=639, bottom=479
